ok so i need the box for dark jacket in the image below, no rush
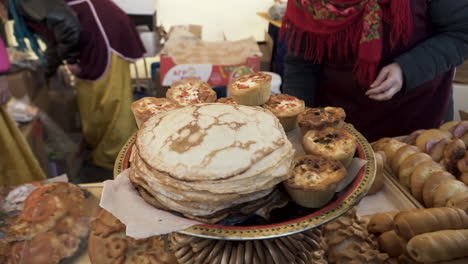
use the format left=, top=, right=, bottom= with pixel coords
left=283, top=0, right=468, bottom=106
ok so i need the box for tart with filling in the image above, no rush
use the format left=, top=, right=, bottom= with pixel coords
left=263, top=94, right=305, bottom=132
left=298, top=107, right=346, bottom=134
left=131, top=97, right=178, bottom=127
left=166, top=78, right=217, bottom=106
left=228, top=73, right=272, bottom=106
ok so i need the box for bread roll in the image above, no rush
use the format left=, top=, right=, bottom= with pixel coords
left=368, top=151, right=385, bottom=195
left=402, top=130, right=424, bottom=145
left=372, top=137, right=393, bottom=152
left=440, top=120, right=460, bottom=131
left=422, top=172, right=456, bottom=207
left=382, top=140, right=407, bottom=163
left=428, top=138, right=451, bottom=162
left=457, top=153, right=468, bottom=173
left=394, top=207, right=468, bottom=240
left=433, top=180, right=468, bottom=207
left=441, top=139, right=466, bottom=175
left=461, top=173, right=468, bottom=185
left=415, top=129, right=452, bottom=152
left=450, top=197, right=468, bottom=214
left=446, top=192, right=468, bottom=207
left=390, top=145, right=418, bottom=175
left=398, top=153, right=432, bottom=188
left=367, top=211, right=399, bottom=234
left=406, top=229, right=468, bottom=263
left=410, top=160, right=444, bottom=202
left=378, top=230, right=407, bottom=257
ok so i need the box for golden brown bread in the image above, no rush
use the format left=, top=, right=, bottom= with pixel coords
left=368, top=151, right=385, bottom=195
left=398, top=152, right=432, bottom=188
left=415, top=129, right=452, bottom=152
left=440, top=120, right=460, bottom=131
left=428, top=138, right=451, bottom=162
left=433, top=180, right=468, bottom=207
left=367, top=211, right=399, bottom=234
left=457, top=152, right=468, bottom=173
left=390, top=145, right=419, bottom=175
left=372, top=138, right=393, bottom=152
left=461, top=173, right=468, bottom=185
left=449, top=197, right=468, bottom=214
left=377, top=230, right=407, bottom=257
left=441, top=139, right=467, bottom=175
left=446, top=192, right=468, bottom=207
left=402, top=130, right=424, bottom=145
left=393, top=207, right=468, bottom=240
left=382, top=140, right=407, bottom=164
left=410, top=160, right=444, bottom=202
left=422, top=171, right=456, bottom=207
left=406, top=229, right=468, bottom=263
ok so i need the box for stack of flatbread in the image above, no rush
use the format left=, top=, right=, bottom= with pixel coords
left=129, top=103, right=294, bottom=223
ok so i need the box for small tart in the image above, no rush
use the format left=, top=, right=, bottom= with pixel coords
left=216, top=97, right=238, bottom=105
left=302, top=127, right=357, bottom=167
left=131, top=97, right=178, bottom=127
left=263, top=94, right=305, bottom=132
left=166, top=78, right=217, bottom=106
left=228, top=73, right=272, bottom=106
left=298, top=107, right=346, bottom=134
left=284, top=155, right=346, bottom=208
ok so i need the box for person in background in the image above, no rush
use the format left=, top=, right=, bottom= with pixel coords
left=0, top=4, right=46, bottom=186
left=10, top=0, right=146, bottom=170
left=281, top=0, right=468, bottom=142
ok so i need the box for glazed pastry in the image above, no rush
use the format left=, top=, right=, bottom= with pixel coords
left=422, top=172, right=456, bottom=208
left=390, top=145, right=419, bottom=175
left=377, top=230, right=407, bottom=257
left=228, top=73, right=272, bottom=106
left=398, top=152, right=432, bottom=188
left=415, top=129, right=452, bottom=152
left=302, top=127, right=357, bottom=167
left=393, top=207, right=468, bottom=240
left=432, top=180, right=468, bottom=207
left=297, top=107, right=346, bottom=134
left=166, top=78, right=217, bottom=106
left=131, top=97, right=178, bottom=127
left=406, top=229, right=468, bottom=263
left=262, top=94, right=305, bottom=132
left=368, top=151, right=385, bottom=195
left=410, top=160, right=444, bottom=202
left=284, top=155, right=346, bottom=208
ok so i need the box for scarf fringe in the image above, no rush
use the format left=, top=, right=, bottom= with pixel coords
left=383, top=0, right=413, bottom=49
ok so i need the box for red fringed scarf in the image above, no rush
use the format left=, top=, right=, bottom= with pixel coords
left=281, top=0, right=413, bottom=86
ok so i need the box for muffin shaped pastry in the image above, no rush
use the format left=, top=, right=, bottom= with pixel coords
left=166, top=78, right=217, bottom=106
left=298, top=107, right=346, bottom=134
left=284, top=155, right=346, bottom=208
left=228, top=72, right=272, bottom=106
left=263, top=94, right=305, bottom=132
left=131, top=97, right=178, bottom=127
left=216, top=97, right=238, bottom=105
left=303, top=127, right=357, bottom=167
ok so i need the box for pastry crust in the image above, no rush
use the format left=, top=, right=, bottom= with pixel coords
left=131, top=97, right=178, bottom=127
left=228, top=73, right=271, bottom=106
left=284, top=155, right=346, bottom=208
left=166, top=78, right=217, bottom=106
left=302, top=127, right=357, bottom=167
left=297, top=107, right=346, bottom=133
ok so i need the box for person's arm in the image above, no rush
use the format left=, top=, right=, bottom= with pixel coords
left=17, top=0, right=81, bottom=65
left=283, top=51, right=321, bottom=106
left=394, top=0, right=468, bottom=91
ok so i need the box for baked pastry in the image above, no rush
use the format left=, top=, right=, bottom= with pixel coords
left=297, top=107, right=346, bottom=134
left=448, top=195, right=468, bottom=214
left=390, top=145, right=419, bottom=175
left=368, top=151, right=385, bottom=195
left=88, top=209, right=177, bottom=264
left=406, top=229, right=468, bottom=263
left=378, top=230, right=407, bottom=257
left=440, top=120, right=460, bottom=131
left=398, top=152, right=432, bottom=188
left=446, top=192, right=468, bottom=207
left=415, top=129, right=453, bottom=152
left=166, top=78, right=217, bottom=106
left=433, top=180, right=468, bottom=207
left=302, top=127, right=357, bottom=167
left=284, top=155, right=346, bottom=208
left=131, top=97, right=178, bottom=127
left=381, top=140, right=407, bottom=165
left=227, top=72, right=272, bottom=106
left=216, top=97, right=237, bottom=105
left=441, top=139, right=466, bottom=175
left=394, top=207, right=468, bottom=240
left=410, top=160, right=445, bottom=202
left=372, top=137, right=393, bottom=152
left=402, top=129, right=424, bottom=145
left=422, top=172, right=456, bottom=207
left=428, top=138, right=451, bottom=162
left=262, top=94, right=305, bottom=132
left=368, top=211, right=399, bottom=234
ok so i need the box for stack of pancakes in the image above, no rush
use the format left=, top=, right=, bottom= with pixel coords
left=129, top=104, right=294, bottom=223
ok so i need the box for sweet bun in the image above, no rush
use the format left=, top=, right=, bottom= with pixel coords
left=415, top=129, right=452, bottom=152
left=439, top=120, right=460, bottom=131
left=441, top=139, right=466, bottom=174
left=410, top=161, right=445, bottom=202
left=390, top=145, right=419, bottom=175
left=433, top=180, right=468, bottom=207
left=398, top=152, right=432, bottom=188
left=378, top=230, right=407, bottom=257
left=428, top=138, right=451, bottom=162
left=402, top=130, right=424, bottom=145
left=422, top=171, right=456, bottom=207
left=382, top=140, right=407, bottom=162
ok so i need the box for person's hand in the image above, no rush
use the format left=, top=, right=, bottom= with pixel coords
left=67, top=64, right=81, bottom=76
left=366, top=63, right=404, bottom=101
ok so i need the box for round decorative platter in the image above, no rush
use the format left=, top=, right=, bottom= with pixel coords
left=114, top=123, right=376, bottom=241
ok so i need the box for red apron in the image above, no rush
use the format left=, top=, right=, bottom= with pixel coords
left=316, top=0, right=454, bottom=142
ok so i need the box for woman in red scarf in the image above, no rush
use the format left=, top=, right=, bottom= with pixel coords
left=281, top=0, right=468, bottom=142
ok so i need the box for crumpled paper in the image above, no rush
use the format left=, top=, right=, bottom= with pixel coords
left=100, top=170, right=201, bottom=239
